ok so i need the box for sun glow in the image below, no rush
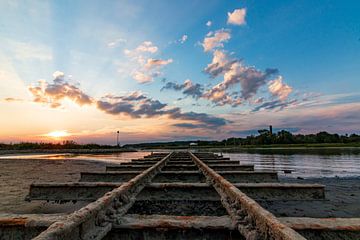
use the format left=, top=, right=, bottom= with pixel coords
left=45, top=130, right=70, bottom=138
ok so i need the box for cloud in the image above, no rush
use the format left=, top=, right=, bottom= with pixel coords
left=171, top=111, right=228, bottom=128
left=124, top=41, right=172, bottom=83
left=52, top=71, right=65, bottom=81
left=227, top=64, right=279, bottom=100
left=28, top=73, right=228, bottom=129
left=206, top=21, right=212, bottom=27
left=28, top=71, right=93, bottom=108
left=161, top=79, right=203, bottom=99
left=170, top=35, right=188, bottom=45
left=161, top=78, right=242, bottom=107
left=173, top=123, right=203, bottom=129
left=204, top=49, right=236, bottom=78
left=129, top=41, right=158, bottom=54
left=96, top=94, right=167, bottom=118
left=268, top=76, right=292, bottom=101
left=202, top=83, right=243, bottom=107
left=162, top=48, right=289, bottom=108
left=204, top=50, right=279, bottom=103
left=202, top=29, right=231, bottom=52
left=144, top=58, right=173, bottom=70
left=180, top=35, right=188, bottom=43
left=131, top=71, right=154, bottom=84
left=124, top=41, right=159, bottom=62
left=107, top=38, right=126, bottom=48
left=162, top=50, right=280, bottom=107
left=251, top=99, right=298, bottom=112
left=254, top=97, right=264, bottom=104
left=97, top=92, right=227, bottom=128
left=227, top=8, right=246, bottom=26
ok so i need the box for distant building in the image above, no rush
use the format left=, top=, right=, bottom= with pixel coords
left=189, top=142, right=198, bottom=146
left=269, top=125, right=273, bottom=135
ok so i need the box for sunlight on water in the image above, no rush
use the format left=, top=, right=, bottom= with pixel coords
left=1, top=150, right=360, bottom=178
left=0, top=152, right=151, bottom=164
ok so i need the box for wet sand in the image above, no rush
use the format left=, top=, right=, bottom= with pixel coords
left=263, top=176, right=360, bottom=218
left=0, top=153, right=148, bottom=214
left=0, top=156, right=359, bottom=218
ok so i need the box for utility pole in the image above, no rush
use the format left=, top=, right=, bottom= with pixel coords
left=116, top=131, right=120, bottom=147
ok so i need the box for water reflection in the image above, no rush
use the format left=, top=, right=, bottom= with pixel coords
left=0, top=152, right=151, bottom=164
left=1, top=149, right=359, bottom=178
left=221, top=149, right=360, bottom=178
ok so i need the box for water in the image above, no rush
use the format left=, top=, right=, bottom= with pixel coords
left=1, top=149, right=360, bottom=178
left=0, top=149, right=360, bottom=213
left=0, top=151, right=150, bottom=212
left=220, top=148, right=360, bottom=178
left=0, top=152, right=150, bottom=164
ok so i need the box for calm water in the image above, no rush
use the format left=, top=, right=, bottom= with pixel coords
left=220, top=148, right=360, bottom=178
left=1, top=149, right=360, bottom=178
left=0, top=152, right=151, bottom=164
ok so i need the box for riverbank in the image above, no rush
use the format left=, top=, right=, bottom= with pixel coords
left=129, top=142, right=360, bottom=150
left=266, top=176, right=360, bottom=218
left=0, top=148, right=136, bottom=156
left=0, top=155, right=359, bottom=218
left=0, top=152, right=148, bottom=213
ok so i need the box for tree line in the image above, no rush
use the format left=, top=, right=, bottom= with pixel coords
left=222, top=130, right=360, bottom=146
left=1, top=131, right=360, bottom=150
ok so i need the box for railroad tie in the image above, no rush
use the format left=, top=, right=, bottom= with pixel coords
left=2, top=151, right=360, bottom=239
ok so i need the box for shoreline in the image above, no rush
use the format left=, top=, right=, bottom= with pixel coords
left=0, top=148, right=137, bottom=156
left=0, top=152, right=359, bottom=218
left=0, top=152, right=149, bottom=214
left=265, top=176, right=360, bottom=218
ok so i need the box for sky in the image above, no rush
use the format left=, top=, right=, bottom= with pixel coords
left=0, top=0, right=359, bottom=144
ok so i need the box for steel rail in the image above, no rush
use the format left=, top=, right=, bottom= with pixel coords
left=189, top=151, right=305, bottom=240
left=32, top=152, right=173, bottom=240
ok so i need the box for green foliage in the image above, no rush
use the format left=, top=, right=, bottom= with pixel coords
left=123, top=131, right=360, bottom=149
left=224, top=131, right=360, bottom=146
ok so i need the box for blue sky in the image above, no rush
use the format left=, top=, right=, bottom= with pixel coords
left=0, top=0, right=359, bottom=143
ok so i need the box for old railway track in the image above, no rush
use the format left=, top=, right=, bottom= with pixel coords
left=1, top=151, right=360, bottom=239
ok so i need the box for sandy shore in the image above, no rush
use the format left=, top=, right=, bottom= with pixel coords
left=0, top=156, right=359, bottom=218
left=264, top=176, right=360, bottom=218
left=0, top=153, right=148, bottom=214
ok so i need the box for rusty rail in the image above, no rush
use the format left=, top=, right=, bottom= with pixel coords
left=32, top=152, right=173, bottom=240
left=189, top=151, right=306, bottom=240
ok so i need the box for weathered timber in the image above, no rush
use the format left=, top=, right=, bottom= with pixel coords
left=3, top=213, right=360, bottom=240
left=189, top=152, right=305, bottom=240
left=106, top=164, right=254, bottom=172
left=32, top=152, right=173, bottom=240
left=8, top=150, right=359, bottom=240
left=27, top=182, right=325, bottom=202
left=107, top=214, right=242, bottom=239
left=280, top=217, right=360, bottom=240
left=80, top=170, right=278, bottom=183
left=119, top=161, right=159, bottom=165
left=0, top=214, right=66, bottom=240
left=0, top=214, right=241, bottom=240
left=114, top=214, right=235, bottom=230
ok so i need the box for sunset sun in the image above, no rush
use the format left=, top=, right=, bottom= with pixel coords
left=46, top=131, right=70, bottom=139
